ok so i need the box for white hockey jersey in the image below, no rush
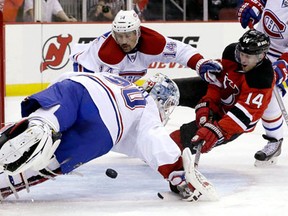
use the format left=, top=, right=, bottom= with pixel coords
left=256, top=0, right=288, bottom=62
left=24, top=72, right=182, bottom=177
left=70, top=26, right=203, bottom=82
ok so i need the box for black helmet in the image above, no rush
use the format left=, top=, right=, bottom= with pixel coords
left=237, top=30, right=270, bottom=55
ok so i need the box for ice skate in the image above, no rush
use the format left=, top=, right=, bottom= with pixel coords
left=254, top=135, right=283, bottom=167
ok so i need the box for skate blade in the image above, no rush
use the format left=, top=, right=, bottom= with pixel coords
left=254, top=157, right=278, bottom=167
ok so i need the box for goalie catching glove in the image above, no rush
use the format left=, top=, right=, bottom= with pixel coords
left=0, top=117, right=61, bottom=175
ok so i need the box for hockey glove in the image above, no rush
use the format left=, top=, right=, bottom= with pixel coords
left=237, top=0, right=265, bottom=29
left=273, top=59, right=288, bottom=96
left=195, top=101, right=211, bottom=127
left=274, top=59, right=288, bottom=85
left=196, top=59, right=223, bottom=87
left=191, top=121, right=224, bottom=153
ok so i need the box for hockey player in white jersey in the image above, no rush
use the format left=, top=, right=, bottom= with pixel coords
left=70, top=9, right=222, bottom=84
left=0, top=72, right=218, bottom=201
left=238, top=0, right=288, bottom=166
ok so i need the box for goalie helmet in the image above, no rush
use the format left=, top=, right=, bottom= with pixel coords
left=0, top=118, right=61, bottom=175
left=236, top=29, right=270, bottom=55
left=142, top=73, right=180, bottom=125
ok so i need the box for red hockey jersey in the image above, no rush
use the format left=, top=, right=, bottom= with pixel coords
left=202, top=43, right=275, bottom=139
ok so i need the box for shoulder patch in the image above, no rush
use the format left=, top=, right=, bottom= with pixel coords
left=98, top=35, right=126, bottom=65
left=246, top=59, right=274, bottom=89
left=138, top=26, right=166, bottom=55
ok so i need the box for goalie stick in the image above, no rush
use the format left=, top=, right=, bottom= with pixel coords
left=182, top=147, right=219, bottom=201
left=193, top=143, right=202, bottom=168
left=158, top=146, right=219, bottom=202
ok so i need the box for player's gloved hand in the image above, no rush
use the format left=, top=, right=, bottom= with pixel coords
left=274, top=59, right=288, bottom=85
left=168, top=170, right=201, bottom=202
left=195, top=101, right=211, bottom=127
left=273, top=59, right=288, bottom=96
left=237, top=0, right=265, bottom=29
left=196, top=59, right=223, bottom=87
left=191, top=121, right=224, bottom=153
left=168, top=170, right=186, bottom=187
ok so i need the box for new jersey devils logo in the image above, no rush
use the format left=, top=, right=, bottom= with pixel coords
left=40, top=34, right=73, bottom=72
left=221, top=76, right=240, bottom=106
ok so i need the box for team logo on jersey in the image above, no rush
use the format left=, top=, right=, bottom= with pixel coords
left=221, top=76, right=240, bottom=106
left=282, top=0, right=288, bottom=7
left=40, top=34, right=73, bottom=72
left=127, top=53, right=137, bottom=62
left=262, top=10, right=286, bottom=39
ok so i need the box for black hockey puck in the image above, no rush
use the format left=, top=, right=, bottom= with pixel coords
left=157, top=192, right=164, bottom=199
left=105, top=168, right=118, bottom=179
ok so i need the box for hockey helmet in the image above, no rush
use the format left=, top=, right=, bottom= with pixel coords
left=112, top=10, right=141, bottom=33
left=236, top=29, right=270, bottom=55
left=142, top=73, right=180, bottom=125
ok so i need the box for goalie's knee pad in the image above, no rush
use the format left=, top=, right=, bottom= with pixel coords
left=0, top=118, right=61, bottom=175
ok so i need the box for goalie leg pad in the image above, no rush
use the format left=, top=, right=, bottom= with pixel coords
left=0, top=118, right=61, bottom=175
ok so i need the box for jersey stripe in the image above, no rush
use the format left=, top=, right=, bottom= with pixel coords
left=77, top=74, right=124, bottom=144
left=227, top=103, right=256, bottom=131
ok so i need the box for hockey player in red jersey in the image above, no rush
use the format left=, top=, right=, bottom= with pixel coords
left=170, top=30, right=275, bottom=155
left=237, top=0, right=288, bottom=165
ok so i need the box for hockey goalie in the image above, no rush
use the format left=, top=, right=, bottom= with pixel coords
left=0, top=72, right=218, bottom=201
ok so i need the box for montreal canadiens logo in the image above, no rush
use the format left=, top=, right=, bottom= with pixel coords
left=40, top=34, right=73, bottom=72
left=262, top=10, right=285, bottom=39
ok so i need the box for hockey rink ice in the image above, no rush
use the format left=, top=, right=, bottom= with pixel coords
left=1, top=95, right=288, bottom=216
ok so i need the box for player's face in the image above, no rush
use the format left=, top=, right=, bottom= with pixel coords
left=114, top=31, right=138, bottom=53
left=239, top=52, right=264, bottom=72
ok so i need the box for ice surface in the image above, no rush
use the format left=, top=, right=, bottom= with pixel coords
left=1, top=96, right=288, bottom=216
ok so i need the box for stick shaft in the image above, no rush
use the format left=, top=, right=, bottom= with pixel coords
left=273, top=87, right=288, bottom=127
left=194, top=143, right=202, bottom=168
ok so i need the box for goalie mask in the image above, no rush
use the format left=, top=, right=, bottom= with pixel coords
left=142, top=73, right=180, bottom=125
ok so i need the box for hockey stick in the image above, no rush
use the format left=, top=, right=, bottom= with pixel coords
left=273, top=87, right=288, bottom=127
left=193, top=142, right=203, bottom=168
